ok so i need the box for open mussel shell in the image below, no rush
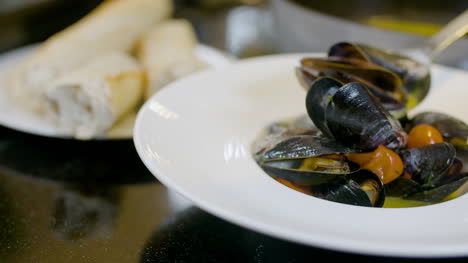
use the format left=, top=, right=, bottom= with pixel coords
left=257, top=135, right=359, bottom=185
left=384, top=177, right=422, bottom=198
left=324, top=71, right=406, bottom=114
left=311, top=170, right=385, bottom=207
left=385, top=171, right=468, bottom=204
left=354, top=43, right=430, bottom=107
left=308, top=81, right=407, bottom=150
left=401, top=142, right=456, bottom=187
left=328, top=42, right=369, bottom=62
left=409, top=112, right=468, bottom=144
left=405, top=175, right=468, bottom=203
left=301, top=57, right=405, bottom=102
left=295, top=67, right=319, bottom=91
left=261, top=159, right=353, bottom=186
left=299, top=53, right=408, bottom=118
left=328, top=42, right=431, bottom=107
left=255, top=135, right=357, bottom=162
left=354, top=44, right=427, bottom=79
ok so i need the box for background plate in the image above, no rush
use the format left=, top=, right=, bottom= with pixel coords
left=0, top=44, right=233, bottom=140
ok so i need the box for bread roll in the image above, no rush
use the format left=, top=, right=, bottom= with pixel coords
left=10, top=0, right=172, bottom=112
left=136, top=19, right=206, bottom=99
left=45, top=52, right=144, bottom=140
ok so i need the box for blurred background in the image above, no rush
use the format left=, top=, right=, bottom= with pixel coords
left=0, top=0, right=467, bottom=68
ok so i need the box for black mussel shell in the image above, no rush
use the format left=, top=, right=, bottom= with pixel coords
left=405, top=176, right=468, bottom=203
left=350, top=170, right=385, bottom=207
left=456, top=145, right=468, bottom=173
left=401, top=142, right=456, bottom=187
left=303, top=77, right=342, bottom=137
left=384, top=177, right=422, bottom=198
left=261, top=159, right=352, bottom=186
left=295, top=67, right=320, bottom=91
left=354, top=44, right=431, bottom=105
left=301, top=57, right=405, bottom=102
left=328, top=42, right=430, bottom=107
left=409, top=112, right=468, bottom=144
left=315, top=81, right=407, bottom=150
left=257, top=135, right=360, bottom=186
left=256, top=135, right=357, bottom=162
left=321, top=70, right=406, bottom=113
left=328, top=42, right=369, bottom=61
left=431, top=158, right=464, bottom=186
left=355, top=44, right=428, bottom=79
left=311, top=170, right=385, bottom=207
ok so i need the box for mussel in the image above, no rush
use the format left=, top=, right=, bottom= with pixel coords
left=405, top=176, right=468, bottom=203
left=299, top=42, right=431, bottom=112
left=299, top=57, right=407, bottom=117
left=385, top=175, right=468, bottom=204
left=301, top=57, right=405, bottom=101
left=311, top=170, right=385, bottom=207
left=329, top=42, right=431, bottom=106
left=384, top=177, right=422, bottom=198
left=255, top=135, right=358, bottom=185
left=254, top=134, right=385, bottom=207
left=256, top=135, right=357, bottom=162
left=400, top=142, right=456, bottom=187
left=304, top=77, right=407, bottom=150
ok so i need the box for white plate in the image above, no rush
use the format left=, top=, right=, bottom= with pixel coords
left=134, top=53, right=468, bottom=258
left=0, top=44, right=233, bottom=140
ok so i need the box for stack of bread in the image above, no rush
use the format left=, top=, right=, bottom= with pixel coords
left=8, top=0, right=207, bottom=139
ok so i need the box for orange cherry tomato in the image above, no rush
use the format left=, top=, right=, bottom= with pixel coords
left=407, top=124, right=444, bottom=149
left=346, top=145, right=403, bottom=184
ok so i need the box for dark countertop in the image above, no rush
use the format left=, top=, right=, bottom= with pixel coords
left=1, top=1, right=468, bottom=262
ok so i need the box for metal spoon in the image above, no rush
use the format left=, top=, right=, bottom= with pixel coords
left=354, top=9, right=468, bottom=106
left=405, top=9, right=468, bottom=64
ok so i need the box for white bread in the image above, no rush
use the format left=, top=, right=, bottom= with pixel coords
left=136, top=19, right=206, bottom=99
left=10, top=0, right=172, bottom=113
left=45, top=52, right=144, bottom=140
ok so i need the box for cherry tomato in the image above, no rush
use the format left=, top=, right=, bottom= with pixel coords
left=346, top=145, right=403, bottom=184
left=407, top=124, right=444, bottom=149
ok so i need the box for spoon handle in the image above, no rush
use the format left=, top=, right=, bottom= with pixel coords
left=423, top=9, right=468, bottom=61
